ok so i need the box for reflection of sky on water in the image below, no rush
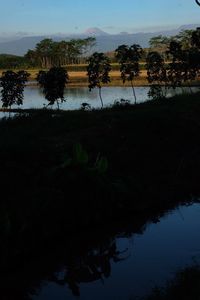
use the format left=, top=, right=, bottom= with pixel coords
left=0, top=86, right=199, bottom=111
left=31, top=203, right=200, bottom=300
left=24, top=86, right=151, bottom=110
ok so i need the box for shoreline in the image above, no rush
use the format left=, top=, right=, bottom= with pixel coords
left=0, top=92, right=200, bottom=269
left=1, top=69, right=200, bottom=87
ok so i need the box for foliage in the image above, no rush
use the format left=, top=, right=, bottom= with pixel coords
left=62, top=143, right=108, bottom=175
left=36, top=67, right=69, bottom=108
left=146, top=52, right=166, bottom=84
left=166, top=41, right=196, bottom=89
left=0, top=54, right=28, bottom=69
left=0, top=70, right=29, bottom=108
left=149, top=35, right=173, bottom=51
left=175, top=30, right=194, bottom=50
left=191, top=28, right=200, bottom=48
left=115, top=44, right=143, bottom=104
left=147, top=29, right=200, bottom=99
left=25, top=37, right=96, bottom=68
left=81, top=102, right=91, bottom=110
left=146, top=51, right=167, bottom=100
left=149, top=30, right=196, bottom=56
left=113, top=99, right=131, bottom=107
left=87, top=52, right=111, bottom=107
left=189, top=29, right=200, bottom=79
left=147, top=85, right=165, bottom=100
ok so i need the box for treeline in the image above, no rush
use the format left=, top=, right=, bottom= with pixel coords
left=149, top=29, right=195, bottom=51
left=0, top=29, right=199, bottom=69
left=0, top=28, right=200, bottom=109
left=86, top=28, right=200, bottom=105
left=25, top=37, right=96, bottom=68
left=101, top=29, right=199, bottom=63
left=0, top=37, right=96, bottom=69
left=146, top=28, right=200, bottom=99
left=0, top=54, right=27, bottom=69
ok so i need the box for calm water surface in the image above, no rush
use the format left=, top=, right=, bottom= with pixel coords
left=31, top=203, right=200, bottom=300
left=1, top=86, right=199, bottom=114
left=24, top=86, right=151, bottom=109
left=3, top=202, right=199, bottom=300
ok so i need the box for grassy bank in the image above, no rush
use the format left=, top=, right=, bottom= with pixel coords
left=1, top=67, right=200, bottom=86
left=0, top=68, right=149, bottom=86
left=0, top=92, right=200, bottom=265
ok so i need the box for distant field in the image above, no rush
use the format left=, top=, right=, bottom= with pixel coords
left=0, top=68, right=149, bottom=86
left=0, top=66, right=199, bottom=87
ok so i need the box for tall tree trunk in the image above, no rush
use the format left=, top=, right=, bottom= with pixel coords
left=57, top=100, right=60, bottom=110
left=188, top=83, right=193, bottom=94
left=99, top=87, right=103, bottom=108
left=131, top=80, right=137, bottom=104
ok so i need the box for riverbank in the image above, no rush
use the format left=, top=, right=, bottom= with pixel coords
left=0, top=91, right=200, bottom=267
left=1, top=68, right=200, bottom=87
left=0, top=68, right=149, bottom=86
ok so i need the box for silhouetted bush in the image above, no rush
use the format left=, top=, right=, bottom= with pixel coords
left=36, top=67, right=69, bottom=109
left=0, top=70, right=29, bottom=108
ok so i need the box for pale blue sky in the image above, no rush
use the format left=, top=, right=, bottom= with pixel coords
left=0, top=0, right=199, bottom=35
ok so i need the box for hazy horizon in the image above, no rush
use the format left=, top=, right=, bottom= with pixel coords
left=0, top=0, right=199, bottom=39
left=0, top=23, right=199, bottom=43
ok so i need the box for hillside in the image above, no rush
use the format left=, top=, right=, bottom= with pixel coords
left=0, top=24, right=199, bottom=56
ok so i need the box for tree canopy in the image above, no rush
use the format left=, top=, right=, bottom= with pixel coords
left=25, top=37, right=96, bottom=68
left=87, top=52, right=111, bottom=108
left=0, top=70, right=29, bottom=108
left=115, top=44, right=143, bottom=103
left=36, top=67, right=69, bottom=108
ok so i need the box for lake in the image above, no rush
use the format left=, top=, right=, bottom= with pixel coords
left=2, top=201, right=200, bottom=300
left=0, top=86, right=199, bottom=113
left=21, top=86, right=154, bottom=109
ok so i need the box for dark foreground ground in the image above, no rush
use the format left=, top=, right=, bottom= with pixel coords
left=0, top=92, right=200, bottom=267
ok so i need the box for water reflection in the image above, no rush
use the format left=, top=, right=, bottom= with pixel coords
left=1, top=232, right=132, bottom=300
left=1, top=202, right=200, bottom=300
left=0, top=86, right=198, bottom=112
left=49, top=240, right=128, bottom=297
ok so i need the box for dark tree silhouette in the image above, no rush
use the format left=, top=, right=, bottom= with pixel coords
left=166, top=39, right=199, bottom=92
left=191, top=28, right=200, bottom=48
left=87, top=52, right=111, bottom=108
left=146, top=51, right=167, bottom=100
left=115, top=44, right=143, bottom=104
left=0, top=70, right=29, bottom=108
left=189, top=29, right=200, bottom=83
left=36, top=67, right=69, bottom=109
left=166, top=41, right=187, bottom=89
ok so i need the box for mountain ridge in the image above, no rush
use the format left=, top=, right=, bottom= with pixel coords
left=0, top=24, right=199, bottom=56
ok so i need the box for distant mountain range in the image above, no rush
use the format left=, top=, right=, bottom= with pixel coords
left=0, top=24, right=199, bottom=56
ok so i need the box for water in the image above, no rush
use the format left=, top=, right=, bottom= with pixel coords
left=0, top=86, right=198, bottom=113
left=32, top=203, right=200, bottom=300
left=3, top=202, right=200, bottom=300
left=22, top=86, right=151, bottom=110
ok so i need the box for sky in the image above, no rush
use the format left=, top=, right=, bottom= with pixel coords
left=0, top=0, right=199, bottom=37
